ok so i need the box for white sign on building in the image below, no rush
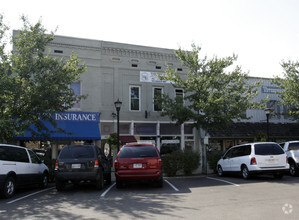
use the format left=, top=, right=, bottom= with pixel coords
left=140, top=71, right=172, bottom=84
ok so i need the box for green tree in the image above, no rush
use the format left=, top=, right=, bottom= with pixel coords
left=0, top=15, right=86, bottom=142
left=158, top=45, right=262, bottom=173
left=273, top=60, right=299, bottom=120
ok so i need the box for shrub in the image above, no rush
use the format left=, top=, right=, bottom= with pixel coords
left=163, top=149, right=200, bottom=176
left=182, top=149, right=200, bottom=175
left=163, top=150, right=184, bottom=177
left=207, top=151, right=224, bottom=173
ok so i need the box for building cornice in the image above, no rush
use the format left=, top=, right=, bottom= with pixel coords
left=48, top=42, right=179, bottom=62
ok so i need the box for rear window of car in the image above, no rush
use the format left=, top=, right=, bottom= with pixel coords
left=289, top=142, right=299, bottom=151
left=118, top=145, right=158, bottom=158
left=254, top=143, right=285, bottom=155
left=59, top=145, right=95, bottom=159
left=0, top=146, right=29, bottom=163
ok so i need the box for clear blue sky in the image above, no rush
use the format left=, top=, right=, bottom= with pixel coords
left=1, top=0, right=299, bottom=78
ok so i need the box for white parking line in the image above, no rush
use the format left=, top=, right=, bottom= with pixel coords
left=6, top=186, right=55, bottom=204
left=100, top=183, right=116, bottom=197
left=207, top=177, right=240, bottom=186
left=164, top=180, right=179, bottom=191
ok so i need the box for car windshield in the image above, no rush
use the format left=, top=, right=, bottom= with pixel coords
left=254, top=143, right=285, bottom=155
left=118, top=146, right=158, bottom=158
left=289, top=142, right=299, bottom=151
left=59, top=145, right=95, bottom=159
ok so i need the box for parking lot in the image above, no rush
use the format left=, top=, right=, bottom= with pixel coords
left=1, top=174, right=299, bottom=220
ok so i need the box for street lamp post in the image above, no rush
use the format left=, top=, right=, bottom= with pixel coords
left=114, top=99, right=122, bottom=152
left=265, top=108, right=271, bottom=141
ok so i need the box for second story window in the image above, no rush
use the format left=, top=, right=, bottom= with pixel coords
left=267, top=100, right=281, bottom=119
left=175, top=89, right=184, bottom=104
left=70, top=82, right=81, bottom=109
left=130, top=86, right=140, bottom=111
left=153, top=87, right=163, bottom=112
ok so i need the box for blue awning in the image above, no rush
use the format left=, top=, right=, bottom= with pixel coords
left=15, top=112, right=101, bottom=141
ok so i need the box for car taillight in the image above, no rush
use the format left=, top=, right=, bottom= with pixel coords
left=55, top=160, right=59, bottom=170
left=286, top=156, right=288, bottom=163
left=158, top=158, right=162, bottom=168
left=250, top=157, right=257, bottom=165
left=114, top=160, right=119, bottom=170
left=94, top=159, right=99, bottom=168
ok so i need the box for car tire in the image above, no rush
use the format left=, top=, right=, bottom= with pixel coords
left=40, top=172, right=49, bottom=188
left=2, top=176, right=16, bottom=199
left=105, top=173, right=111, bottom=185
left=56, top=179, right=66, bottom=191
left=241, top=165, right=250, bottom=179
left=289, top=162, right=298, bottom=177
left=156, top=177, right=164, bottom=188
left=217, top=165, right=224, bottom=177
left=95, top=171, right=104, bottom=190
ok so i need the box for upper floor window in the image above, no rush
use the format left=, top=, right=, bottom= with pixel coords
left=153, top=87, right=163, bottom=112
left=267, top=100, right=281, bottom=119
left=175, top=89, right=184, bottom=104
left=70, top=82, right=81, bottom=109
left=130, top=86, right=140, bottom=111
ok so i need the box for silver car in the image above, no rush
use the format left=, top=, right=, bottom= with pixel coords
left=279, top=141, right=299, bottom=176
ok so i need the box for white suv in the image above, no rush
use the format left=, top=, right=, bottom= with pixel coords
left=0, top=144, right=49, bottom=198
left=279, top=141, right=299, bottom=176
left=217, top=142, right=289, bottom=179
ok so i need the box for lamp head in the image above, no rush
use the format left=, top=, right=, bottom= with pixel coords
left=114, top=99, right=122, bottom=111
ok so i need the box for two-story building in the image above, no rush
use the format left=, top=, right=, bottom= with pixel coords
left=14, top=32, right=299, bottom=172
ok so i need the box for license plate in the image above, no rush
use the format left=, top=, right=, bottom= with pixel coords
left=266, top=159, right=276, bottom=163
left=72, top=164, right=81, bottom=169
left=133, top=163, right=142, bottom=168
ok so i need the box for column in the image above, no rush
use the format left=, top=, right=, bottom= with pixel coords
left=51, top=143, right=58, bottom=159
left=156, top=121, right=160, bottom=151
left=181, top=123, right=185, bottom=150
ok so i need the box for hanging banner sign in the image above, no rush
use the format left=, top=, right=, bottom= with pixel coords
left=140, top=71, right=172, bottom=83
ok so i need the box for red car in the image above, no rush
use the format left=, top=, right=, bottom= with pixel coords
left=114, top=143, right=163, bottom=188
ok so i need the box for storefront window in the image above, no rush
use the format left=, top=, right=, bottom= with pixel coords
left=134, top=124, right=156, bottom=135
left=160, top=124, right=180, bottom=135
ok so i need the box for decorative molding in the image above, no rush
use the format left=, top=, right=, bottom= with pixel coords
left=102, top=47, right=178, bottom=62
left=48, top=41, right=180, bottom=62
left=48, top=42, right=101, bottom=52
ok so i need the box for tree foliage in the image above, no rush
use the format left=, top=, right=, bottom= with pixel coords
left=159, top=45, right=262, bottom=131
left=273, top=60, right=299, bottom=120
left=0, top=15, right=86, bottom=142
left=158, top=45, right=263, bottom=173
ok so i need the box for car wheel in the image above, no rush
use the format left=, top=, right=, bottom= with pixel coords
left=56, top=179, right=66, bottom=191
left=2, top=176, right=15, bottom=199
left=105, top=173, right=111, bottom=185
left=241, top=165, right=250, bottom=179
left=156, top=177, right=164, bottom=188
left=95, top=171, right=104, bottom=190
left=40, top=172, right=49, bottom=188
left=217, top=165, right=224, bottom=177
left=289, top=162, right=298, bottom=177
